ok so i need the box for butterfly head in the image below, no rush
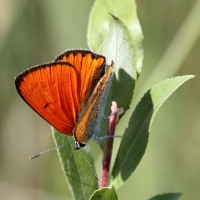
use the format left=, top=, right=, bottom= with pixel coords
left=74, top=140, right=86, bottom=150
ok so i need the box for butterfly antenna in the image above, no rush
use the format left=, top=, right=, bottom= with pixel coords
left=80, top=149, right=99, bottom=182
left=29, top=143, right=73, bottom=159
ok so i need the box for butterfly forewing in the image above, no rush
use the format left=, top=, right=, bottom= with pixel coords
left=55, top=50, right=106, bottom=112
left=15, top=61, right=79, bottom=135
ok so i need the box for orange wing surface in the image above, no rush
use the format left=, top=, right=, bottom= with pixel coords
left=55, top=49, right=106, bottom=112
left=15, top=50, right=106, bottom=137
left=15, top=62, right=78, bottom=135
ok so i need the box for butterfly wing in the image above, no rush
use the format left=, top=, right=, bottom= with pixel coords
left=74, top=62, right=114, bottom=143
left=55, top=50, right=106, bottom=113
left=15, top=50, right=107, bottom=137
left=15, top=61, right=79, bottom=135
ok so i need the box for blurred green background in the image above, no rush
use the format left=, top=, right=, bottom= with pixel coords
left=1, top=0, right=200, bottom=199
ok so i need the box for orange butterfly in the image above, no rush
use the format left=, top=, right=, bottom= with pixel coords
left=15, top=49, right=113, bottom=149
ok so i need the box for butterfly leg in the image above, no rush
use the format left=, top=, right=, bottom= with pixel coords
left=94, top=135, right=122, bottom=143
left=93, top=110, right=127, bottom=143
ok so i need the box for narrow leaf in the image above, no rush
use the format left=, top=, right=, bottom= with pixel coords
left=111, top=75, right=194, bottom=189
left=90, top=185, right=118, bottom=200
left=148, top=193, right=182, bottom=200
left=52, top=129, right=98, bottom=200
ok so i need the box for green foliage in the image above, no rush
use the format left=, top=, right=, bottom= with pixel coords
left=53, top=129, right=98, bottom=200
left=148, top=193, right=182, bottom=200
left=111, top=75, right=194, bottom=189
left=52, top=0, right=194, bottom=199
left=99, top=14, right=137, bottom=107
left=88, top=0, right=141, bottom=146
left=90, top=186, right=118, bottom=200
left=87, top=0, right=143, bottom=73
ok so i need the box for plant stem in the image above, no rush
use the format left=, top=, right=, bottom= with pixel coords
left=101, top=101, right=118, bottom=187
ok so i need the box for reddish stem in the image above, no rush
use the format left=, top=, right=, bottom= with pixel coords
left=101, top=101, right=118, bottom=187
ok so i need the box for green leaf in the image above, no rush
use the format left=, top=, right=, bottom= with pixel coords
left=148, top=193, right=182, bottom=200
left=96, top=14, right=137, bottom=149
left=99, top=14, right=137, bottom=107
left=90, top=185, right=118, bottom=200
left=111, top=75, right=194, bottom=189
left=87, top=0, right=143, bottom=74
left=52, top=129, right=98, bottom=200
left=88, top=1, right=143, bottom=148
